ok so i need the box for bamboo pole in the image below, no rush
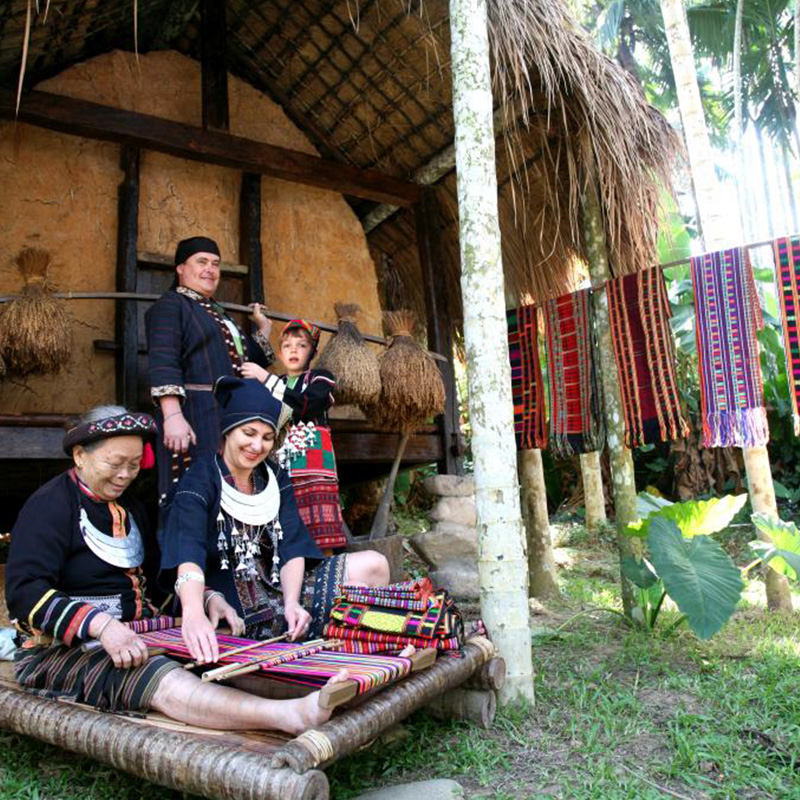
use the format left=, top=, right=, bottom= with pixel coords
left=448, top=0, right=534, bottom=705
left=580, top=451, right=607, bottom=533
left=583, top=185, right=640, bottom=619
left=0, top=684, right=329, bottom=800
left=426, top=687, right=497, bottom=728
left=270, top=636, right=496, bottom=773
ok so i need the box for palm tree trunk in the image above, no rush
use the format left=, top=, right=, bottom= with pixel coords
left=580, top=450, right=607, bottom=532
left=449, top=0, right=534, bottom=705
left=661, top=0, right=791, bottom=611
left=583, top=184, right=640, bottom=620
left=780, top=143, right=798, bottom=233
left=756, top=126, right=776, bottom=238
left=732, top=0, right=748, bottom=236
left=518, top=449, right=559, bottom=598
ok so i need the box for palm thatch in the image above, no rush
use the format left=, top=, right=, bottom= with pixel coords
left=0, top=0, right=680, bottom=338
left=0, top=247, right=73, bottom=376
left=316, top=302, right=381, bottom=407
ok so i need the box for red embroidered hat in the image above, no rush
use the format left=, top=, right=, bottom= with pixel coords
left=281, top=318, right=321, bottom=348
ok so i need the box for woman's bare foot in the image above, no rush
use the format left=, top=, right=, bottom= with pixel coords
left=398, top=645, right=416, bottom=658
left=281, top=669, right=350, bottom=735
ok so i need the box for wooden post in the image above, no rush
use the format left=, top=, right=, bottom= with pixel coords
left=517, top=449, right=559, bottom=598
left=416, top=187, right=463, bottom=475
left=240, top=172, right=264, bottom=303
left=582, top=183, right=639, bottom=619
left=580, top=451, right=607, bottom=532
left=115, top=146, right=140, bottom=409
left=200, top=0, right=229, bottom=132
left=449, top=0, right=534, bottom=705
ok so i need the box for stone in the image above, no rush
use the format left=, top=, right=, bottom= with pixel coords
left=429, top=497, right=477, bottom=527
left=352, top=779, right=464, bottom=800
left=430, top=562, right=480, bottom=599
left=410, top=523, right=478, bottom=565
left=423, top=474, right=475, bottom=498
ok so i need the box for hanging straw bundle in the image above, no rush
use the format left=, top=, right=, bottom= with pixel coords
left=364, top=310, right=446, bottom=539
left=316, top=302, right=381, bottom=406
left=0, top=248, right=73, bottom=376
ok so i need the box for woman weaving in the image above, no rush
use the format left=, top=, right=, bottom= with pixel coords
left=161, top=376, right=391, bottom=666
left=5, top=407, right=346, bottom=734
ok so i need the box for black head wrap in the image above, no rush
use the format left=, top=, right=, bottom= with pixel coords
left=174, top=236, right=221, bottom=266
left=214, top=376, right=290, bottom=436
left=63, top=412, right=158, bottom=456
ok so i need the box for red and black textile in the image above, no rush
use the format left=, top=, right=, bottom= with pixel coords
left=323, top=580, right=463, bottom=654
left=506, top=305, right=546, bottom=450
left=606, top=267, right=689, bottom=447
left=543, top=289, right=604, bottom=458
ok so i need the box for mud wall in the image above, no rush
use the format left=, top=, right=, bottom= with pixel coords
left=0, top=50, right=382, bottom=414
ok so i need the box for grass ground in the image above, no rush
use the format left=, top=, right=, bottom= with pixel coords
left=2, top=525, right=799, bottom=799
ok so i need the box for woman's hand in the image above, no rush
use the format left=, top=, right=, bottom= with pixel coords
left=249, top=304, right=272, bottom=335
left=181, top=608, right=220, bottom=664
left=163, top=412, right=197, bottom=454
left=206, top=593, right=245, bottom=636
left=240, top=362, right=269, bottom=383
left=99, top=620, right=150, bottom=669
left=284, top=600, right=312, bottom=641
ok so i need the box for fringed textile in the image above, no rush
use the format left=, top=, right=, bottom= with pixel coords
left=690, top=248, right=768, bottom=447
left=773, top=236, right=800, bottom=434
left=506, top=305, right=546, bottom=450
left=543, top=289, right=604, bottom=457
left=607, top=267, right=689, bottom=446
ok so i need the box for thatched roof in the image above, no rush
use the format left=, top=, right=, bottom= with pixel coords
left=0, top=0, right=680, bottom=332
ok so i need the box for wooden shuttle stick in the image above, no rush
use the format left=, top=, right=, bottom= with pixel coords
left=182, top=633, right=288, bottom=670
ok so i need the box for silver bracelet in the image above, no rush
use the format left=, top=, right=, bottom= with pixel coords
left=163, top=410, right=184, bottom=421
left=174, top=571, right=205, bottom=593
left=203, top=590, right=224, bottom=612
left=94, top=615, right=114, bottom=640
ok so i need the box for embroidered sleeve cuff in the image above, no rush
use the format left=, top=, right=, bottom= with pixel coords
left=253, top=330, right=276, bottom=365
left=151, top=384, right=187, bottom=401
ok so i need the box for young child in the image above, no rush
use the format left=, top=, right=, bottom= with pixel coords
left=242, top=319, right=348, bottom=551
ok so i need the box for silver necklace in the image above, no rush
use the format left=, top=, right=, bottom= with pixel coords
left=78, top=507, right=144, bottom=569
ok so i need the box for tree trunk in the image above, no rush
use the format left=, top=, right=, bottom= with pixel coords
left=580, top=450, right=607, bottom=532
left=517, top=449, right=559, bottom=598
left=780, top=143, right=798, bottom=233
left=583, top=185, right=639, bottom=619
left=732, top=0, right=749, bottom=237
left=661, top=0, right=791, bottom=611
left=449, top=0, right=534, bottom=704
left=756, top=126, right=776, bottom=238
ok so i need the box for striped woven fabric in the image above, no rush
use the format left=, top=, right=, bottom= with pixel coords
left=774, top=236, right=800, bottom=434
left=607, top=267, right=689, bottom=446
left=338, top=578, right=435, bottom=612
left=124, top=616, right=178, bottom=634
left=690, top=248, right=768, bottom=448
left=506, top=305, right=546, bottom=450
left=543, top=289, right=604, bottom=457
left=322, top=623, right=461, bottom=653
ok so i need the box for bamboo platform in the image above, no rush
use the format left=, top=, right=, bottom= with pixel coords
left=0, top=636, right=497, bottom=800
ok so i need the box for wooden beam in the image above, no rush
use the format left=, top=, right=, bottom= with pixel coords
left=0, top=90, right=419, bottom=207
left=115, top=146, right=140, bottom=409
left=416, top=187, right=464, bottom=475
left=200, top=0, right=230, bottom=132
left=240, top=173, right=264, bottom=303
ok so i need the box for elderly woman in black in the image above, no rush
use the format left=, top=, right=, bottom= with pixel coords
left=5, top=407, right=344, bottom=734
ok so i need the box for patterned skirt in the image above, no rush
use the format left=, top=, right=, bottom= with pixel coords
left=244, top=553, right=348, bottom=640
left=14, top=644, right=180, bottom=711
left=292, top=477, right=348, bottom=550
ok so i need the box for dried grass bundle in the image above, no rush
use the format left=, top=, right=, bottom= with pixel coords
left=0, top=248, right=73, bottom=376
left=316, top=302, right=381, bottom=406
left=365, top=309, right=445, bottom=432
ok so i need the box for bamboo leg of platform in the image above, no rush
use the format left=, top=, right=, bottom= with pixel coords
left=0, top=685, right=328, bottom=800
left=270, top=636, right=497, bottom=773
left=426, top=688, right=497, bottom=729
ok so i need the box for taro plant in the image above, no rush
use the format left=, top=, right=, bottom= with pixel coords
left=621, top=493, right=747, bottom=638
left=749, top=514, right=800, bottom=581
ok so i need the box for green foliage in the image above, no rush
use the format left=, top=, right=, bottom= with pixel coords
left=647, top=518, right=744, bottom=639
left=750, top=513, right=800, bottom=580
left=628, top=492, right=747, bottom=539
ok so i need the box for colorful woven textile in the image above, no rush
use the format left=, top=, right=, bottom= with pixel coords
left=292, top=478, right=348, bottom=549
left=607, top=267, right=689, bottom=447
left=507, top=305, right=546, bottom=450
left=124, top=616, right=178, bottom=634
left=543, top=289, right=604, bottom=457
left=774, top=236, right=800, bottom=434
left=338, top=578, right=435, bottom=612
left=138, top=627, right=413, bottom=693
left=323, top=623, right=461, bottom=653
left=690, top=248, right=768, bottom=447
